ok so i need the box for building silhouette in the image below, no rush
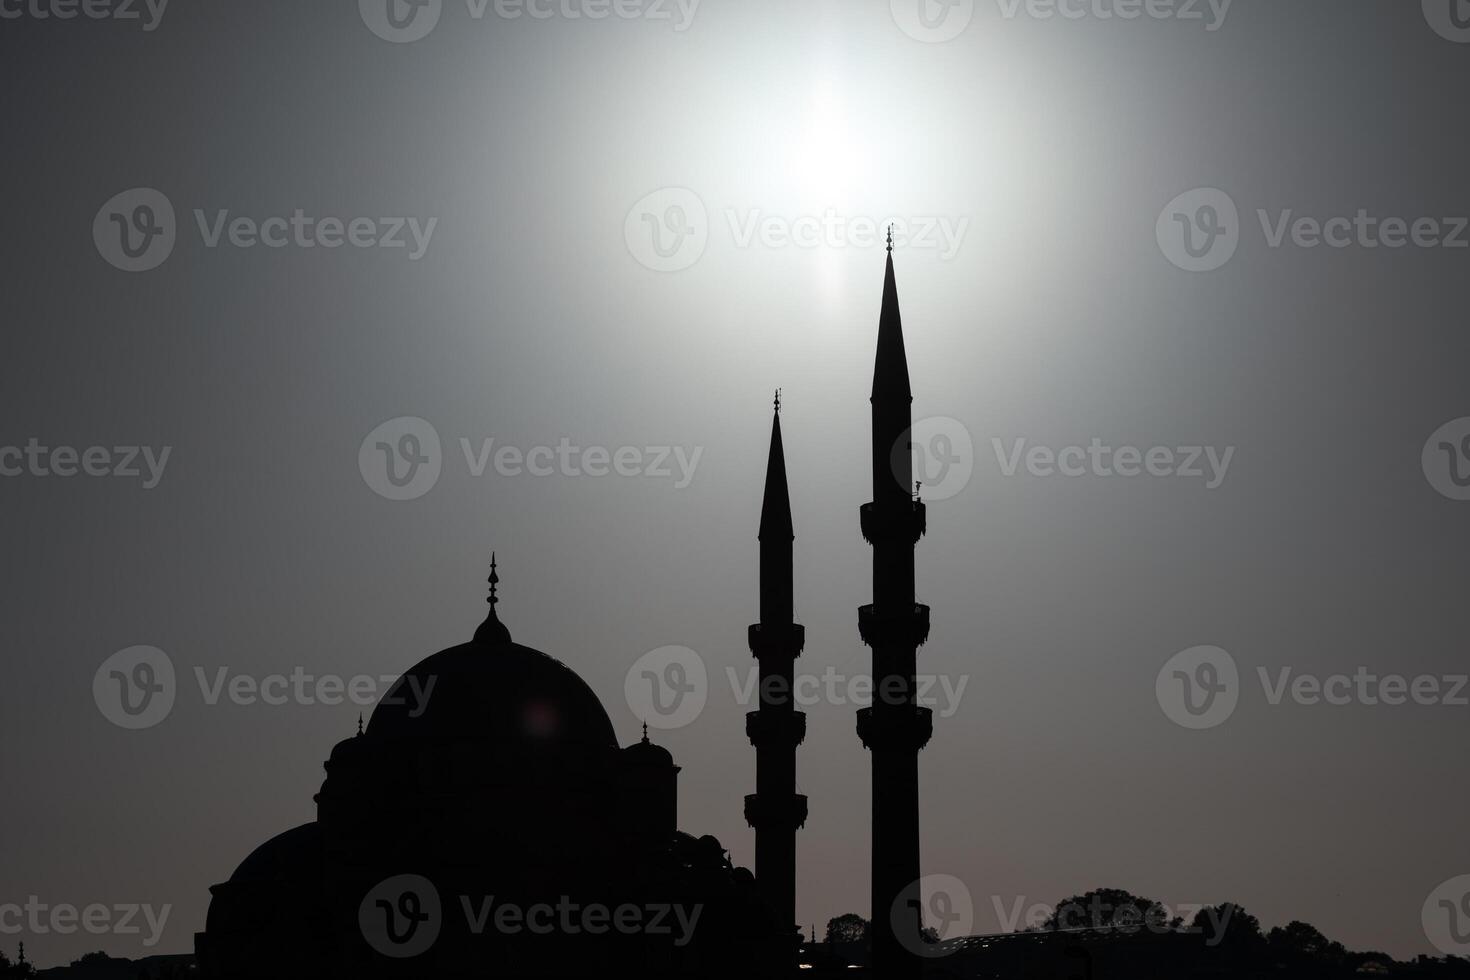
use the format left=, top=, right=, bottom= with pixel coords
left=195, top=562, right=783, bottom=977
left=194, top=249, right=930, bottom=977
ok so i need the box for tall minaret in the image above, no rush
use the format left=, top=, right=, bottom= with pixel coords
left=858, top=232, right=932, bottom=979
left=744, top=391, right=807, bottom=954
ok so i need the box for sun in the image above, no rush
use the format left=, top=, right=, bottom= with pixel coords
left=791, top=72, right=871, bottom=207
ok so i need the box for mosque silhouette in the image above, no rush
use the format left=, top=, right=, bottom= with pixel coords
left=194, top=241, right=933, bottom=979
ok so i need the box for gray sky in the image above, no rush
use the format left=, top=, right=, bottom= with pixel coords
left=2, top=0, right=1469, bottom=968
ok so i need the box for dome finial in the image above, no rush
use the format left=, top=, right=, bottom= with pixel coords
left=356, top=712, right=364, bottom=736
left=474, top=551, right=513, bottom=646
left=641, top=720, right=650, bottom=743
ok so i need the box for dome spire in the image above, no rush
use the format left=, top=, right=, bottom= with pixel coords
left=474, top=551, right=513, bottom=646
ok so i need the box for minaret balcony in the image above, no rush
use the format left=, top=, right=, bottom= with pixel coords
left=748, top=622, right=806, bottom=660
left=745, top=709, right=807, bottom=748
left=859, top=500, right=926, bottom=545
left=857, top=603, right=931, bottom=649
left=856, top=705, right=934, bottom=752
left=744, top=792, right=809, bottom=830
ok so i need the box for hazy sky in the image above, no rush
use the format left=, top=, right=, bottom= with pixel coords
left=3, top=0, right=1469, bottom=968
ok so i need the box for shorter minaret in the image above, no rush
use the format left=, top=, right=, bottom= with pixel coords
left=744, top=392, right=807, bottom=950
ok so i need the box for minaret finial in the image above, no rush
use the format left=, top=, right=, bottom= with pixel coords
left=886, top=224, right=894, bottom=252
left=774, top=388, right=781, bottom=414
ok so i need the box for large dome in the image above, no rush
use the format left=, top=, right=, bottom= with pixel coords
left=367, top=631, right=619, bottom=751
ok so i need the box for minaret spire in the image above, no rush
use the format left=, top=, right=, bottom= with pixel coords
left=759, top=395, right=794, bottom=546
left=858, top=248, right=931, bottom=979
left=745, top=395, right=807, bottom=965
left=474, top=551, right=512, bottom=645
left=872, top=243, right=912, bottom=401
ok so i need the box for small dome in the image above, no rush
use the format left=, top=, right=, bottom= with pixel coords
left=623, top=726, right=675, bottom=767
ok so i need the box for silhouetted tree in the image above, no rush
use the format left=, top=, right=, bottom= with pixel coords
left=824, top=913, right=869, bottom=945
left=1190, top=902, right=1263, bottom=949
left=1268, top=920, right=1341, bottom=958
left=0, top=944, right=35, bottom=979
left=1041, top=888, right=1169, bottom=934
